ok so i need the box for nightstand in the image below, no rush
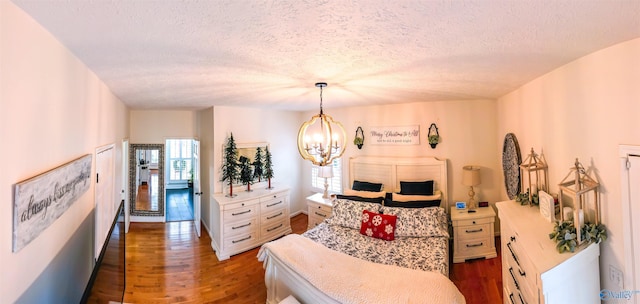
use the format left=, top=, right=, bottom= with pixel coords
left=306, top=193, right=333, bottom=229
left=450, top=206, right=497, bottom=263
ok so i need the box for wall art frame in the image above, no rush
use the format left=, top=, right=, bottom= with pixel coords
left=13, top=154, right=92, bottom=252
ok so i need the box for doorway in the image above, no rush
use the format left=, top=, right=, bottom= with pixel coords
left=166, top=139, right=195, bottom=222
left=621, top=145, right=640, bottom=301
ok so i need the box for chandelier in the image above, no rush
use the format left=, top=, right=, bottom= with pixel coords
left=297, top=82, right=346, bottom=166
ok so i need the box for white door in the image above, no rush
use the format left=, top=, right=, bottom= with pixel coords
left=628, top=155, right=640, bottom=295
left=95, top=145, right=115, bottom=260
left=193, top=140, right=201, bottom=237
left=122, top=140, right=130, bottom=233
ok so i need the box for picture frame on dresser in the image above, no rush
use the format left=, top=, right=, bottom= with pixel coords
left=221, top=142, right=270, bottom=193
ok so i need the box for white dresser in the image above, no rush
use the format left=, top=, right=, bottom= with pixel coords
left=306, top=193, right=333, bottom=229
left=497, top=201, right=600, bottom=304
left=211, top=186, right=291, bottom=260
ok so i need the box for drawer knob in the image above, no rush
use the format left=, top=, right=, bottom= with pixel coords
left=472, top=221, right=476, bottom=224
left=241, top=203, right=245, bottom=206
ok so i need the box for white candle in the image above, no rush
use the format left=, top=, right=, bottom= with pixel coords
left=531, top=183, right=538, bottom=195
left=578, top=209, right=584, bottom=226
left=563, top=207, right=573, bottom=221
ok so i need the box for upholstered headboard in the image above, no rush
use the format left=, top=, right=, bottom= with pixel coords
left=348, top=156, right=449, bottom=210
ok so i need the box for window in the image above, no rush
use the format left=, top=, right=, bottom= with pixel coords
left=167, top=139, right=193, bottom=182
left=311, top=158, right=342, bottom=194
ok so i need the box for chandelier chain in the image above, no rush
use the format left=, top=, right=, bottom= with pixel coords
left=319, top=85, right=324, bottom=114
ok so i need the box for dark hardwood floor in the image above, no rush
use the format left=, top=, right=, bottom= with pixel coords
left=125, top=214, right=502, bottom=303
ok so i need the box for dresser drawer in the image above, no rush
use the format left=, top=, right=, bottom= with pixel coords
left=260, top=191, right=288, bottom=203
left=457, top=237, right=492, bottom=256
left=310, top=206, right=331, bottom=219
left=309, top=202, right=332, bottom=214
left=308, top=216, right=325, bottom=228
left=505, top=236, right=538, bottom=300
left=223, top=231, right=258, bottom=251
left=261, top=218, right=288, bottom=237
left=456, top=223, right=491, bottom=241
left=261, top=208, right=287, bottom=224
left=223, top=205, right=257, bottom=223
left=261, top=196, right=286, bottom=213
left=455, top=216, right=493, bottom=227
left=504, top=285, right=528, bottom=304
left=223, top=218, right=257, bottom=237
left=225, top=198, right=259, bottom=211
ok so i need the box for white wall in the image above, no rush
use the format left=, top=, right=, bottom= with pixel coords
left=211, top=106, right=303, bottom=214
left=302, top=100, right=502, bottom=211
left=130, top=110, right=197, bottom=143
left=496, top=38, right=640, bottom=291
left=0, top=2, right=129, bottom=302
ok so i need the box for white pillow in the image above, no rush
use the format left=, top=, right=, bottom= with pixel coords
left=391, top=190, right=441, bottom=202
left=343, top=189, right=386, bottom=199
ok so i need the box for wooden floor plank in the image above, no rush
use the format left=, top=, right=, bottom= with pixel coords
left=124, top=213, right=502, bottom=303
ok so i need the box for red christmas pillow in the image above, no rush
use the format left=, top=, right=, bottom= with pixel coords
left=359, top=210, right=397, bottom=241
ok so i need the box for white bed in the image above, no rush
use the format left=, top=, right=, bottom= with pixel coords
left=257, top=156, right=465, bottom=304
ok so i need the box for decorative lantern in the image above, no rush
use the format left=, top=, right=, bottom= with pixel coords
left=519, top=148, right=548, bottom=205
left=558, top=158, right=600, bottom=245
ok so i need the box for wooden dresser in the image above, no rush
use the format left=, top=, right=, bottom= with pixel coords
left=496, top=201, right=600, bottom=304
left=211, top=186, right=291, bottom=260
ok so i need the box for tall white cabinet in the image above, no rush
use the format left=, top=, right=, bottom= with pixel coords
left=211, top=186, right=291, bottom=261
left=497, top=201, right=600, bottom=304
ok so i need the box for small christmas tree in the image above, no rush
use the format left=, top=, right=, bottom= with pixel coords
left=239, top=156, right=254, bottom=192
left=253, top=146, right=264, bottom=182
left=264, top=146, right=274, bottom=189
left=221, top=133, right=240, bottom=197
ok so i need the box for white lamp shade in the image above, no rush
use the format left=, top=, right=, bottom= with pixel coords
left=318, top=166, right=334, bottom=178
left=462, top=166, right=481, bottom=186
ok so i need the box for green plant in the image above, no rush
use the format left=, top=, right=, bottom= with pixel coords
left=239, top=156, right=254, bottom=191
left=549, top=221, right=578, bottom=253
left=514, top=189, right=539, bottom=205
left=253, top=147, right=264, bottom=182
left=428, top=134, right=439, bottom=144
left=221, top=133, right=240, bottom=196
left=515, top=190, right=529, bottom=205
left=264, top=146, right=274, bottom=189
left=549, top=221, right=608, bottom=253
left=581, top=223, right=607, bottom=244
left=353, top=137, right=364, bottom=145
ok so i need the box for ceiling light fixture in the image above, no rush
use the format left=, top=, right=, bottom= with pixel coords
left=297, top=82, right=346, bottom=166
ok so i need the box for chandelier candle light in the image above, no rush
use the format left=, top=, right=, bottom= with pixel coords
left=297, top=82, right=346, bottom=167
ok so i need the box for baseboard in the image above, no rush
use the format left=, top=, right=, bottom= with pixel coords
left=290, top=210, right=306, bottom=217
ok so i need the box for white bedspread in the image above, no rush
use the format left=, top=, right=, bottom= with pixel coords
left=258, top=234, right=466, bottom=304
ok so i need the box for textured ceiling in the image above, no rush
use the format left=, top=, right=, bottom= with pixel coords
left=12, top=0, right=640, bottom=111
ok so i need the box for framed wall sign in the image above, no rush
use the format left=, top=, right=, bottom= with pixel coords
left=13, top=154, right=92, bottom=252
left=369, top=125, right=420, bottom=145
